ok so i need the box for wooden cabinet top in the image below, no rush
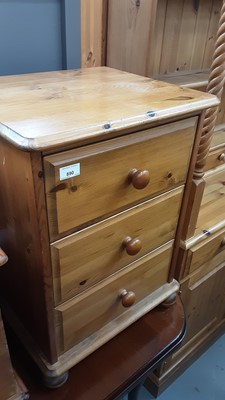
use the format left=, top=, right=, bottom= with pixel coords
left=0, top=67, right=219, bottom=151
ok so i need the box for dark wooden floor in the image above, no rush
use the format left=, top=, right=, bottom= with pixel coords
left=8, top=297, right=185, bottom=400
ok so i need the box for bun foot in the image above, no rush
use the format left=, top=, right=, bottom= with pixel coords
left=161, top=293, right=177, bottom=307
left=43, top=371, right=69, bottom=389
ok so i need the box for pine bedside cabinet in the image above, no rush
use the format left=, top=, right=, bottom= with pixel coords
left=0, top=67, right=218, bottom=387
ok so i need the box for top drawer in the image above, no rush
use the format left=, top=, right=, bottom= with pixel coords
left=44, top=117, right=197, bottom=240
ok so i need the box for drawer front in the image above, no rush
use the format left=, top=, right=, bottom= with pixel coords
left=189, top=228, right=225, bottom=275
left=52, top=187, right=183, bottom=304
left=55, top=242, right=173, bottom=353
left=44, top=117, right=197, bottom=240
left=204, top=146, right=225, bottom=171
left=210, top=128, right=225, bottom=149
left=196, top=165, right=225, bottom=233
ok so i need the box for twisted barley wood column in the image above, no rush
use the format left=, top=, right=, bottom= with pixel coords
left=184, top=1, right=225, bottom=239
left=195, top=1, right=225, bottom=178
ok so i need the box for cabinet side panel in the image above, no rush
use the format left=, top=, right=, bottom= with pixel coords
left=0, top=138, right=56, bottom=363
left=0, top=311, right=18, bottom=399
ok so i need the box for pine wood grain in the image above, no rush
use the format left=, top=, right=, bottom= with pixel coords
left=202, top=0, right=222, bottom=69
left=0, top=138, right=57, bottom=363
left=195, top=164, right=225, bottom=234
left=154, top=71, right=209, bottom=89
left=204, top=145, right=225, bottom=170
left=45, top=117, right=196, bottom=239
left=0, top=68, right=218, bottom=151
left=0, top=64, right=214, bottom=387
left=189, top=1, right=213, bottom=71
left=158, top=0, right=185, bottom=75
left=188, top=228, right=225, bottom=274
left=148, top=265, right=225, bottom=395
left=106, top=0, right=221, bottom=76
left=51, top=187, right=183, bottom=304
left=55, top=242, right=173, bottom=353
left=210, top=125, right=225, bottom=148
left=147, top=0, right=167, bottom=76
left=107, top=0, right=158, bottom=75
left=81, top=0, right=108, bottom=67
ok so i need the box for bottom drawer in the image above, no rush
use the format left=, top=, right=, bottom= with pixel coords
left=55, top=242, right=173, bottom=354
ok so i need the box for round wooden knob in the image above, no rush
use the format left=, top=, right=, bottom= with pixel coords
left=129, top=168, right=150, bottom=189
left=221, top=237, right=225, bottom=247
left=119, top=289, right=136, bottom=307
left=123, top=236, right=142, bottom=256
left=218, top=153, right=225, bottom=162
left=0, top=248, right=8, bottom=267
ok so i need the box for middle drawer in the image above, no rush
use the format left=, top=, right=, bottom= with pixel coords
left=51, top=186, right=183, bottom=304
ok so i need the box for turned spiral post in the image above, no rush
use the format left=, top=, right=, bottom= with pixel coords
left=194, top=1, right=225, bottom=179
left=177, top=1, right=225, bottom=242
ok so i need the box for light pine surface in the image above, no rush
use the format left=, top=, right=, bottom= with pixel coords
left=156, top=71, right=209, bottom=89
left=204, top=145, right=225, bottom=171
left=55, top=242, right=173, bottom=353
left=150, top=263, right=225, bottom=396
left=0, top=67, right=218, bottom=151
left=210, top=126, right=225, bottom=148
left=195, top=165, right=225, bottom=234
left=44, top=117, right=196, bottom=240
left=187, top=228, right=225, bottom=275
left=107, top=0, right=221, bottom=76
left=51, top=187, right=183, bottom=304
left=0, top=66, right=215, bottom=383
left=107, top=0, right=158, bottom=76
left=81, top=0, right=107, bottom=67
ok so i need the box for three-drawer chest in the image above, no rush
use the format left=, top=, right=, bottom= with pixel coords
left=0, top=67, right=218, bottom=386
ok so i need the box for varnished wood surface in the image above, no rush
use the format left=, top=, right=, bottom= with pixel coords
left=107, top=0, right=221, bottom=77
left=55, top=243, right=173, bottom=353
left=51, top=186, right=182, bottom=303
left=195, top=164, right=225, bottom=234
left=81, top=0, right=108, bottom=67
left=0, top=67, right=218, bottom=151
left=107, top=0, right=158, bottom=76
left=186, top=227, right=225, bottom=276
left=205, top=145, right=225, bottom=171
left=210, top=125, right=225, bottom=148
left=45, top=118, right=195, bottom=239
left=155, top=71, right=209, bottom=89
left=0, top=138, right=57, bottom=363
left=0, top=312, right=28, bottom=400
left=0, top=312, right=18, bottom=400
left=10, top=297, right=185, bottom=400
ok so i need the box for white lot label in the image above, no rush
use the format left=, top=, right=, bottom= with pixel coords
left=59, top=163, right=80, bottom=181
